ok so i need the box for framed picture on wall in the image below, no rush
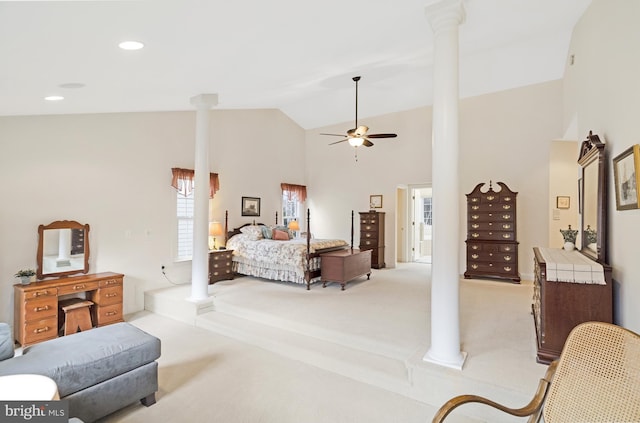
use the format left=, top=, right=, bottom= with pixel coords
left=241, top=197, right=261, bottom=216
left=613, top=144, right=640, bottom=210
left=556, top=196, right=570, bottom=209
left=370, top=195, right=383, bottom=209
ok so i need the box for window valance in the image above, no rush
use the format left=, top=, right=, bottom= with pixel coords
left=171, top=168, right=219, bottom=198
left=281, top=183, right=307, bottom=202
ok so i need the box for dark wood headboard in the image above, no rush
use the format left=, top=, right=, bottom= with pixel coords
left=225, top=211, right=278, bottom=242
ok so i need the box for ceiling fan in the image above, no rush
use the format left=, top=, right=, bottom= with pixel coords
left=321, top=76, right=398, bottom=149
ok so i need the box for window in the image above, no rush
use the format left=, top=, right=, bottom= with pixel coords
left=282, top=192, right=300, bottom=228
left=171, top=168, right=219, bottom=261
left=280, top=183, right=307, bottom=228
left=423, top=197, right=433, bottom=226
left=176, top=189, right=195, bottom=260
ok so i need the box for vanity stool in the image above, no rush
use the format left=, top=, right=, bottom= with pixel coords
left=59, top=299, right=94, bottom=336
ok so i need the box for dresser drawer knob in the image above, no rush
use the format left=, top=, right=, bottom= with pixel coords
left=472, top=233, right=479, bottom=238
left=503, top=224, right=511, bottom=229
left=504, top=267, right=512, bottom=272
left=504, top=246, right=512, bottom=251
left=471, top=264, right=478, bottom=269
left=487, top=195, right=495, bottom=201
left=105, top=292, right=118, bottom=298
left=471, top=245, right=479, bottom=250
left=502, top=234, right=511, bottom=239
left=105, top=311, right=117, bottom=317
left=504, top=255, right=512, bottom=261
left=472, top=205, right=479, bottom=210
left=34, top=291, right=50, bottom=297
left=472, top=224, right=479, bottom=229
left=74, top=284, right=86, bottom=290
left=33, top=326, right=49, bottom=334
left=502, top=205, right=511, bottom=210
left=471, top=254, right=479, bottom=259
left=502, top=214, right=511, bottom=219
left=471, top=215, right=479, bottom=220
left=34, top=305, right=50, bottom=312
left=105, top=279, right=118, bottom=285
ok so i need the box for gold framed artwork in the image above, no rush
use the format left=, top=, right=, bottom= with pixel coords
left=556, top=196, right=570, bottom=209
left=613, top=144, right=640, bottom=211
left=369, top=195, right=383, bottom=209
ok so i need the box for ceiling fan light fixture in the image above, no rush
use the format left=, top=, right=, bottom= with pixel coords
left=348, top=137, right=364, bottom=147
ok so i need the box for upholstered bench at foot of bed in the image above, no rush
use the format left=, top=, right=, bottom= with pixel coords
left=0, top=322, right=161, bottom=422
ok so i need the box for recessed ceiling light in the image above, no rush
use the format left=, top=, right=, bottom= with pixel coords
left=59, top=82, right=85, bottom=89
left=118, top=41, right=144, bottom=50
left=44, top=96, right=64, bottom=101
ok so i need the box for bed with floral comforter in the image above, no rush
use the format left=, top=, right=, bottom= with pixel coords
left=226, top=225, right=348, bottom=289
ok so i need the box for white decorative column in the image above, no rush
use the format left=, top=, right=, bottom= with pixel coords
left=189, top=93, right=218, bottom=302
left=423, top=0, right=467, bottom=369
left=56, top=229, right=71, bottom=267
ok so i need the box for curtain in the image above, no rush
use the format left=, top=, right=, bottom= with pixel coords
left=171, top=168, right=219, bottom=198
left=281, top=183, right=307, bottom=202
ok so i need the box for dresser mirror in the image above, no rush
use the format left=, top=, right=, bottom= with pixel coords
left=578, top=131, right=607, bottom=263
left=36, top=220, right=90, bottom=279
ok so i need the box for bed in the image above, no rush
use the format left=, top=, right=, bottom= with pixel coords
left=224, top=210, right=351, bottom=289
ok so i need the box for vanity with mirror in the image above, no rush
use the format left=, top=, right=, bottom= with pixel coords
left=13, top=220, right=124, bottom=346
left=532, top=131, right=613, bottom=364
left=36, top=220, right=90, bottom=280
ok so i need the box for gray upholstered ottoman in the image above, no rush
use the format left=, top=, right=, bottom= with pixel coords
left=0, top=322, right=161, bottom=422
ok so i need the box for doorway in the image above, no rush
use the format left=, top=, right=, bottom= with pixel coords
left=410, top=185, right=432, bottom=264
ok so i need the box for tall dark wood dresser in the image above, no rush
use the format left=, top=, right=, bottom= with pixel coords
left=359, top=211, right=385, bottom=269
left=464, top=181, right=520, bottom=283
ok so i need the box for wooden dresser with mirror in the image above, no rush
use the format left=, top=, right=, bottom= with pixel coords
left=532, top=132, right=613, bottom=364
left=13, top=220, right=124, bottom=346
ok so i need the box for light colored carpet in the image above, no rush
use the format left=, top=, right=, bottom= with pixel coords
left=100, top=311, right=456, bottom=423
left=114, top=263, right=546, bottom=422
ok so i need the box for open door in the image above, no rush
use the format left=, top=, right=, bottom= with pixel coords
left=411, top=186, right=432, bottom=264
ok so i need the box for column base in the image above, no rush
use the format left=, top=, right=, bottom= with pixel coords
left=423, top=349, right=467, bottom=370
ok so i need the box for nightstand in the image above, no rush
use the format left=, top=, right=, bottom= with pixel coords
left=208, top=249, right=234, bottom=284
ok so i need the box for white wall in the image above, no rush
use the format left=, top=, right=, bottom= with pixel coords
left=305, top=107, right=433, bottom=266
left=549, top=141, right=580, bottom=248
left=563, top=0, right=640, bottom=331
left=306, top=80, right=563, bottom=277
left=0, top=109, right=305, bottom=327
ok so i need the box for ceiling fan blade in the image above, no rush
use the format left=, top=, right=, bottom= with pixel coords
left=367, top=133, right=398, bottom=139
left=363, top=138, right=374, bottom=147
left=355, top=125, right=369, bottom=137
left=346, top=128, right=357, bottom=136
left=329, top=139, right=348, bottom=145
left=321, top=133, right=349, bottom=137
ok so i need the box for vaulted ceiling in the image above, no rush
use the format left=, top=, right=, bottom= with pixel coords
left=0, top=0, right=591, bottom=129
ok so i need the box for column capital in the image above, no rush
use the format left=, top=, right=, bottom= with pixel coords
left=425, top=0, right=465, bottom=33
left=190, top=93, right=219, bottom=109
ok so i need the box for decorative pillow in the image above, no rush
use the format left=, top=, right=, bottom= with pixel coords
left=273, top=225, right=293, bottom=239
left=0, top=323, right=14, bottom=361
left=272, top=229, right=290, bottom=240
left=260, top=225, right=272, bottom=239
left=240, top=225, right=263, bottom=241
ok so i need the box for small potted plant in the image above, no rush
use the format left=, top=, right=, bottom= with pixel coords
left=14, top=269, right=36, bottom=285
left=560, top=225, right=578, bottom=251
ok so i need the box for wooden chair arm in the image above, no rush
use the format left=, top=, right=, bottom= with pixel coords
left=432, top=361, right=558, bottom=423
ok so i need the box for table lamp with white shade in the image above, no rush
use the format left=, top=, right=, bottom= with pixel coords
left=209, top=221, right=224, bottom=250
left=287, top=220, right=300, bottom=238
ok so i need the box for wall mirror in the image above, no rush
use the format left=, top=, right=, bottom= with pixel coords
left=37, top=220, right=90, bottom=279
left=578, top=131, right=607, bottom=263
